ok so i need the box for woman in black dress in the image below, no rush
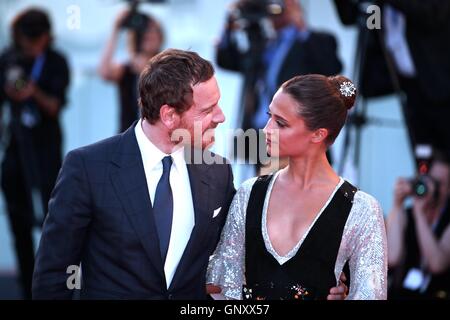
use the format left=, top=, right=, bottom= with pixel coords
left=207, top=74, right=387, bottom=300
left=99, top=10, right=164, bottom=132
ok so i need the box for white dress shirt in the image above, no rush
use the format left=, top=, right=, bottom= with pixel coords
left=134, top=119, right=195, bottom=288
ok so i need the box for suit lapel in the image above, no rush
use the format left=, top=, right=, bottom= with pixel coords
left=110, top=124, right=165, bottom=280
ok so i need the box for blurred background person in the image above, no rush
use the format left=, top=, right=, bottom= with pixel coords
left=333, top=0, right=450, bottom=163
left=98, top=9, right=164, bottom=132
left=216, top=0, right=342, bottom=172
left=0, top=7, right=70, bottom=299
left=387, top=150, right=450, bottom=299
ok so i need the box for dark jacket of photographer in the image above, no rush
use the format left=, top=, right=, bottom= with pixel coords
left=0, top=46, right=70, bottom=218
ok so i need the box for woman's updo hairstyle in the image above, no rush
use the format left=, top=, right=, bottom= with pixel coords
left=281, top=74, right=357, bottom=145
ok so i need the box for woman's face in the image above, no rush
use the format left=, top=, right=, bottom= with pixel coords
left=263, top=89, right=316, bottom=158
left=140, top=21, right=163, bottom=55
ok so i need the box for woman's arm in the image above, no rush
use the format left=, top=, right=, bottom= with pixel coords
left=347, top=193, right=388, bottom=300
left=206, top=178, right=256, bottom=300
left=98, top=11, right=128, bottom=82
left=386, top=178, right=410, bottom=267
left=386, top=206, right=407, bottom=267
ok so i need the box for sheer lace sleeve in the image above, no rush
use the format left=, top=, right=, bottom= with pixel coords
left=206, top=178, right=257, bottom=300
left=345, top=192, right=388, bottom=300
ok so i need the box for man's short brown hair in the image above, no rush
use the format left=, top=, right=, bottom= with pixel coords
left=138, top=48, right=215, bottom=124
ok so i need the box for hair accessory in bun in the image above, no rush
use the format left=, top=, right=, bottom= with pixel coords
left=339, top=81, right=356, bottom=98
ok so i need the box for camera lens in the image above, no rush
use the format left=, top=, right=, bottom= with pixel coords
left=414, top=182, right=427, bottom=196
left=411, top=176, right=428, bottom=197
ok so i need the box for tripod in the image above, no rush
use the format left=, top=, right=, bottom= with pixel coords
left=231, top=17, right=269, bottom=167
left=337, top=4, right=414, bottom=178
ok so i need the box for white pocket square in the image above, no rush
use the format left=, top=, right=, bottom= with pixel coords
left=213, top=207, right=222, bottom=218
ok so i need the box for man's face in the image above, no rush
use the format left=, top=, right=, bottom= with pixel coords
left=18, top=34, right=49, bottom=58
left=270, top=0, right=303, bottom=30
left=178, top=76, right=225, bottom=150
left=270, top=11, right=290, bottom=30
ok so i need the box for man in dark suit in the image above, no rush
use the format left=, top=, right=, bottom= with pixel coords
left=32, top=49, right=236, bottom=299
left=334, top=0, right=450, bottom=159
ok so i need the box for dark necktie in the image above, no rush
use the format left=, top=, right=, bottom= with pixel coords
left=153, top=156, right=173, bottom=263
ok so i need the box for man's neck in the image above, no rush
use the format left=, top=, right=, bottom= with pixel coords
left=141, top=118, right=177, bottom=154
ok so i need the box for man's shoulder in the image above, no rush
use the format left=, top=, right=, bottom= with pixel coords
left=188, top=150, right=232, bottom=182
left=198, top=150, right=231, bottom=173
left=66, top=133, right=123, bottom=162
left=201, top=151, right=234, bottom=193
left=205, top=150, right=231, bottom=166
left=187, top=149, right=230, bottom=166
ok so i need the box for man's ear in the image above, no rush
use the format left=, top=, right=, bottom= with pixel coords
left=311, top=128, right=329, bottom=144
left=160, top=104, right=180, bottom=129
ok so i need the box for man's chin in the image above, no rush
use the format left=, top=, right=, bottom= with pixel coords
left=184, top=137, right=215, bottom=150
left=202, top=137, right=215, bottom=150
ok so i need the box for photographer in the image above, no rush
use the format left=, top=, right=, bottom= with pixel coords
left=217, top=0, right=341, bottom=169
left=98, top=9, right=164, bottom=132
left=387, top=151, right=450, bottom=299
left=0, top=8, right=70, bottom=299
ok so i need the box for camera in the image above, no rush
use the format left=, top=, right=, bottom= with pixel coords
left=410, top=175, right=440, bottom=199
left=228, top=0, right=285, bottom=52
left=2, top=51, right=42, bottom=128
left=5, top=65, right=27, bottom=90
left=230, top=0, right=284, bottom=25
left=120, top=0, right=166, bottom=31
left=121, top=11, right=149, bottom=31
left=409, top=144, right=439, bottom=199
left=4, top=50, right=29, bottom=90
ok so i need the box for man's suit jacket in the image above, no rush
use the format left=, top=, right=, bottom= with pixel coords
left=32, top=123, right=236, bottom=299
